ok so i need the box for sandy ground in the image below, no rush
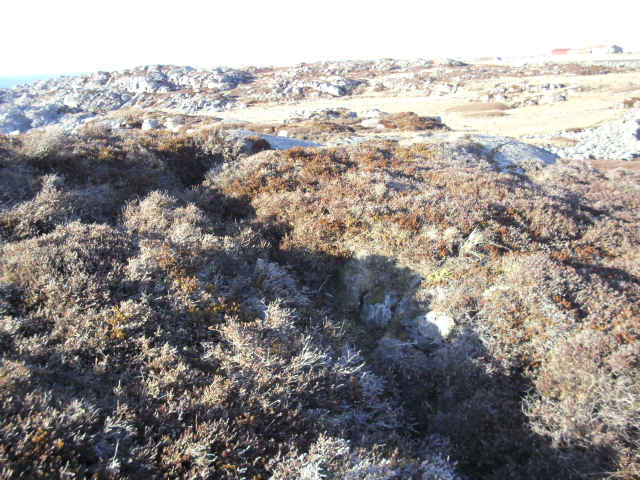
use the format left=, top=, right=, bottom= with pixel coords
left=213, top=71, right=640, bottom=138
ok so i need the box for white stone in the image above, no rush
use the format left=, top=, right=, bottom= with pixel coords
left=539, top=93, right=566, bottom=104
left=361, top=118, right=379, bottom=128
left=417, top=311, right=455, bottom=341
left=142, top=119, right=158, bottom=130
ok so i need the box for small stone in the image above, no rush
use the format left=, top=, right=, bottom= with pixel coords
left=141, top=119, right=158, bottom=130
left=361, top=118, right=380, bottom=128
left=417, top=311, right=455, bottom=343
left=539, top=93, right=566, bottom=104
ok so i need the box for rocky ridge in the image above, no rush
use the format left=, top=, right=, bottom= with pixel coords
left=2, top=58, right=640, bottom=136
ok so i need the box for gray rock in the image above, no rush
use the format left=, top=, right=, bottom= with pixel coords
left=416, top=311, right=455, bottom=342
left=472, top=134, right=557, bottom=170
left=434, top=58, right=467, bottom=67
left=340, top=259, right=362, bottom=309
left=360, top=287, right=397, bottom=328
left=0, top=104, right=32, bottom=134
left=535, top=109, right=640, bottom=160
left=539, top=93, right=566, bottom=104
left=319, top=84, right=345, bottom=96
left=225, top=129, right=320, bottom=150
left=164, top=117, right=183, bottom=132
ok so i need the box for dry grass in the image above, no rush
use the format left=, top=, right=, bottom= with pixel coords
left=587, top=158, right=640, bottom=173
left=622, top=97, right=640, bottom=108
left=446, top=102, right=510, bottom=113
left=461, top=110, right=507, bottom=118
left=611, top=85, right=640, bottom=93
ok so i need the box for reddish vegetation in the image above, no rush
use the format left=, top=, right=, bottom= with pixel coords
left=0, top=127, right=638, bottom=479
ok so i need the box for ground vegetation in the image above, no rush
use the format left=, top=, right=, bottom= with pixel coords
left=0, top=125, right=638, bottom=479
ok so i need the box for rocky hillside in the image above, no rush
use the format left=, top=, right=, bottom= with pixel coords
left=2, top=58, right=640, bottom=136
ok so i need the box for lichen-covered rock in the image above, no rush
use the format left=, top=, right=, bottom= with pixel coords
left=360, top=287, right=397, bottom=328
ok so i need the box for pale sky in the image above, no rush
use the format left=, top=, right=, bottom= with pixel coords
left=2, top=0, right=639, bottom=76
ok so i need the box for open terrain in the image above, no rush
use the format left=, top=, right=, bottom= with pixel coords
left=3, top=54, right=639, bottom=164
left=210, top=70, right=639, bottom=137
left=0, top=56, right=639, bottom=479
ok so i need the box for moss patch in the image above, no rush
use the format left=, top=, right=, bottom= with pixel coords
left=367, top=285, right=388, bottom=304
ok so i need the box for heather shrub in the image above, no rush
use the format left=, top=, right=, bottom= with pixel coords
left=0, top=221, right=135, bottom=346
left=0, top=163, right=35, bottom=209
left=378, top=112, right=449, bottom=131
left=123, top=191, right=208, bottom=240
left=20, top=126, right=75, bottom=160
left=270, top=434, right=460, bottom=479
left=526, top=330, right=640, bottom=477
left=0, top=175, right=79, bottom=240
left=622, top=97, right=640, bottom=108
left=213, top=140, right=640, bottom=478
left=1, top=124, right=638, bottom=478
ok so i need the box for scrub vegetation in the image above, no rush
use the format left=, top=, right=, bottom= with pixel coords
left=0, top=124, right=638, bottom=479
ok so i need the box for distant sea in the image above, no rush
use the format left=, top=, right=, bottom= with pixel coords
left=0, top=72, right=84, bottom=89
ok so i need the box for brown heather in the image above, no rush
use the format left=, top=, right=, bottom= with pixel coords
left=0, top=125, right=638, bottom=479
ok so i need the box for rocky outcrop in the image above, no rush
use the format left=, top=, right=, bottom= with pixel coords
left=0, top=65, right=254, bottom=134
left=469, top=134, right=558, bottom=170
left=2, top=58, right=640, bottom=136
left=260, top=75, right=360, bottom=101
left=340, top=257, right=459, bottom=352
left=224, top=129, right=322, bottom=150
left=523, top=109, right=640, bottom=160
